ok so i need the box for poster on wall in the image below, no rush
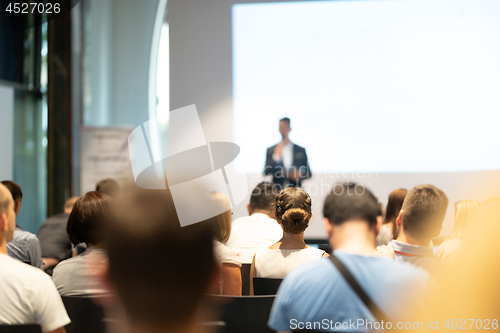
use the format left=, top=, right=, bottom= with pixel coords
left=80, top=127, right=134, bottom=194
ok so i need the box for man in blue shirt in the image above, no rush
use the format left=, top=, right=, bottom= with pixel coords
left=268, top=183, right=431, bottom=332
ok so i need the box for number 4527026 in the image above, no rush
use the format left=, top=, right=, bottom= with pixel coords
left=6, top=2, right=61, bottom=14
left=444, top=319, right=498, bottom=329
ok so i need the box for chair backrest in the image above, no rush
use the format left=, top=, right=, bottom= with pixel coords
left=241, top=263, right=251, bottom=295
left=61, top=296, right=106, bottom=333
left=0, top=325, right=42, bottom=333
left=253, top=277, right=283, bottom=295
left=207, top=295, right=276, bottom=333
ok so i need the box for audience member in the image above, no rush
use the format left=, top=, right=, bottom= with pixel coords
left=436, top=200, right=479, bottom=266
left=204, top=191, right=242, bottom=295
left=391, top=184, right=448, bottom=273
left=2, top=180, right=44, bottom=268
left=376, top=188, right=408, bottom=246
left=52, top=192, right=110, bottom=296
left=95, top=178, right=119, bottom=198
left=37, top=196, right=80, bottom=272
left=0, top=183, right=70, bottom=332
left=100, top=187, right=218, bottom=333
left=225, top=181, right=283, bottom=263
left=268, top=183, right=430, bottom=333
left=250, top=187, right=326, bottom=293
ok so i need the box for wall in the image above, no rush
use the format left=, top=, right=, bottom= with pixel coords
left=83, top=0, right=160, bottom=129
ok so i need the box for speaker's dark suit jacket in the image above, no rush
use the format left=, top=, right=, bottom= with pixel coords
left=264, top=143, right=312, bottom=188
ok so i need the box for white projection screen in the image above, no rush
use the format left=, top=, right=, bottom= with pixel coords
left=169, top=0, right=500, bottom=239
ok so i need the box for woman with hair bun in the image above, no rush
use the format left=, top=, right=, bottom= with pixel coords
left=250, top=187, right=327, bottom=293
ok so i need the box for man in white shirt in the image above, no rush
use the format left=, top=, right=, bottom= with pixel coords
left=225, top=182, right=283, bottom=264
left=264, top=118, right=312, bottom=189
left=0, top=183, right=70, bottom=333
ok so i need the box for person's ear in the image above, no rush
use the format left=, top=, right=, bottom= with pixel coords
left=375, top=215, right=384, bottom=236
left=0, top=213, right=6, bottom=232
left=15, top=201, right=21, bottom=215
left=308, top=214, right=313, bottom=222
left=396, top=210, right=403, bottom=228
left=323, top=217, right=333, bottom=239
left=246, top=203, right=252, bottom=216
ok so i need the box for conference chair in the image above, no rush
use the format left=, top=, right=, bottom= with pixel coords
left=0, top=325, right=42, bottom=333
left=207, top=295, right=276, bottom=333
left=61, top=296, right=106, bottom=333
left=252, top=277, right=283, bottom=295
left=241, top=263, right=251, bottom=295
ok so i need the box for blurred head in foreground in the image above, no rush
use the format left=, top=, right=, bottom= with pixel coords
left=103, top=186, right=216, bottom=332
left=421, top=197, right=500, bottom=332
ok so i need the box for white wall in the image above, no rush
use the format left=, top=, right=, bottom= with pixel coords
left=169, top=0, right=500, bottom=239
left=0, top=85, right=14, bottom=181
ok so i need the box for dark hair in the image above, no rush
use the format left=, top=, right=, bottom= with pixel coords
left=384, top=189, right=408, bottom=223
left=275, top=187, right=312, bottom=234
left=67, top=191, right=111, bottom=246
left=323, top=183, right=378, bottom=227
left=384, top=188, right=408, bottom=239
left=280, top=117, right=290, bottom=126
left=1, top=180, right=22, bottom=203
left=377, top=202, right=384, bottom=217
left=401, top=184, right=448, bottom=240
left=104, top=186, right=215, bottom=328
left=95, top=178, right=119, bottom=198
left=249, top=182, right=279, bottom=213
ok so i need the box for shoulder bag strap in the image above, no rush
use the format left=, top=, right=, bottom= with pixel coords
left=330, top=254, right=389, bottom=323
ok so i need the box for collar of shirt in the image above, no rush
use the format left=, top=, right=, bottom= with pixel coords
left=249, top=212, right=276, bottom=221
left=391, top=239, right=434, bottom=257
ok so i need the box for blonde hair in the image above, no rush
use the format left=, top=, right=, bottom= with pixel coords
left=452, top=200, right=479, bottom=239
left=206, top=191, right=232, bottom=244
left=64, top=196, right=81, bottom=211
